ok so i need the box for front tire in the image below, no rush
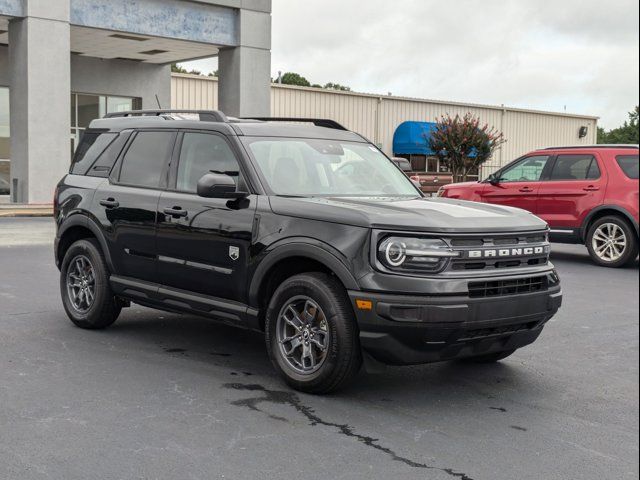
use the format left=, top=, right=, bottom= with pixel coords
left=586, top=216, right=638, bottom=268
left=265, top=273, right=362, bottom=394
left=60, top=239, right=121, bottom=329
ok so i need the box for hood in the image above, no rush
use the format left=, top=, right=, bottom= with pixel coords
left=443, top=181, right=479, bottom=189
left=268, top=196, right=547, bottom=233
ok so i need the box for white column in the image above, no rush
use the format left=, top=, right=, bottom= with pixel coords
left=9, top=2, right=70, bottom=204
left=218, top=8, right=271, bottom=117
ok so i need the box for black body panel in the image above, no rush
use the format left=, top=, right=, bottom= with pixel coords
left=156, top=191, right=257, bottom=302
left=350, top=285, right=562, bottom=365
left=54, top=115, right=562, bottom=366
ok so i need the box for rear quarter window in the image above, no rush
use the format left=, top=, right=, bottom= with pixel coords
left=71, top=131, right=117, bottom=175
left=616, top=155, right=639, bottom=179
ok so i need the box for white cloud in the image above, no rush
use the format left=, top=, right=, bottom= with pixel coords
left=183, top=0, right=639, bottom=129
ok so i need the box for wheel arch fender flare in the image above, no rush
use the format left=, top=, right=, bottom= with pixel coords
left=581, top=205, right=639, bottom=240
left=248, top=239, right=360, bottom=307
left=57, top=214, right=115, bottom=272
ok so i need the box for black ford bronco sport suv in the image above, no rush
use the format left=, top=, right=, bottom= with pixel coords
left=54, top=110, right=562, bottom=393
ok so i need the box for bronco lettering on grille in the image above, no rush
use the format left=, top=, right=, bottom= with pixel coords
left=467, top=246, right=548, bottom=258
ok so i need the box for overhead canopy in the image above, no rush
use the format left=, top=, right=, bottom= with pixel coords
left=393, top=121, right=437, bottom=155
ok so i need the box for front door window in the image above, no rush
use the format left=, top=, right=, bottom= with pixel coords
left=498, top=155, right=550, bottom=183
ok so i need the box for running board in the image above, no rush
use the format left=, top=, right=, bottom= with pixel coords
left=109, top=275, right=261, bottom=330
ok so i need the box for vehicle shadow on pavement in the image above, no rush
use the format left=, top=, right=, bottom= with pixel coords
left=347, top=360, right=543, bottom=402
left=106, top=311, right=275, bottom=375
left=104, top=309, right=550, bottom=405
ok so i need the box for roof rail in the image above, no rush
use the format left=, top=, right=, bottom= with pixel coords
left=104, top=110, right=228, bottom=122
left=241, top=117, right=348, bottom=131
left=542, top=144, right=639, bottom=150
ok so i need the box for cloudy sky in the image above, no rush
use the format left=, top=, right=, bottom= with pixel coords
left=183, top=0, right=639, bottom=129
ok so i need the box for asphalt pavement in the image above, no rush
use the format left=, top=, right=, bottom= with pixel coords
left=0, top=217, right=638, bottom=480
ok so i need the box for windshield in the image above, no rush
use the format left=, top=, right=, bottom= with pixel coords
left=242, top=137, right=420, bottom=197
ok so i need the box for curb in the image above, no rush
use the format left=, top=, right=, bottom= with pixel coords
left=0, top=206, right=54, bottom=218
left=0, top=211, right=54, bottom=218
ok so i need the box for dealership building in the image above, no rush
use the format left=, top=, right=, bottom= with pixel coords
left=0, top=0, right=272, bottom=204
left=1, top=0, right=598, bottom=205
left=172, top=73, right=599, bottom=182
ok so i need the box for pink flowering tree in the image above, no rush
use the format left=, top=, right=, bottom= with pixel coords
left=427, top=113, right=506, bottom=183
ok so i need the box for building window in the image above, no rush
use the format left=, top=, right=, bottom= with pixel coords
left=0, top=90, right=141, bottom=198
left=466, top=165, right=480, bottom=181
left=70, top=93, right=140, bottom=154
left=405, top=155, right=452, bottom=174
left=1, top=87, right=9, bottom=197
left=410, top=154, right=426, bottom=171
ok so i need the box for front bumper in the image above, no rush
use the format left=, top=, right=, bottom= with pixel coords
left=348, top=282, right=562, bottom=365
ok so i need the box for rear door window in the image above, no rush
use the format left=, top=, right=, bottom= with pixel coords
left=71, top=131, right=117, bottom=175
left=549, top=154, right=600, bottom=180
left=86, top=131, right=131, bottom=178
left=118, top=131, right=175, bottom=188
left=616, top=155, right=639, bottom=179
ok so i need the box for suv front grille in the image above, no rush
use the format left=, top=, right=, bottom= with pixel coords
left=452, top=257, right=547, bottom=271
left=468, top=276, right=548, bottom=298
left=446, top=231, right=550, bottom=272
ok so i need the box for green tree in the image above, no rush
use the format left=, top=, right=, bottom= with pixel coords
left=171, top=63, right=202, bottom=76
left=171, top=63, right=187, bottom=73
left=428, top=113, right=506, bottom=183
left=597, top=106, right=639, bottom=144
left=324, top=82, right=351, bottom=92
left=280, top=72, right=311, bottom=87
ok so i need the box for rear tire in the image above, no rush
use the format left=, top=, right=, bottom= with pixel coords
left=462, top=349, right=516, bottom=363
left=265, top=273, right=362, bottom=394
left=586, top=216, right=638, bottom=268
left=60, top=239, right=121, bottom=329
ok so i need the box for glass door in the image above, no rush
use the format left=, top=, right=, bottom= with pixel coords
left=70, top=93, right=139, bottom=154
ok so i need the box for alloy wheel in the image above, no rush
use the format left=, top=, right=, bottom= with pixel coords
left=66, top=255, right=96, bottom=313
left=276, top=295, right=330, bottom=374
left=592, top=223, right=627, bottom=263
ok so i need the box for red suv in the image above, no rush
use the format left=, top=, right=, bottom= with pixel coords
left=439, top=145, right=639, bottom=267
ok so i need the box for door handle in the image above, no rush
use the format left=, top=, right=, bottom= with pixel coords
left=99, top=198, right=119, bottom=209
left=519, top=187, right=534, bottom=193
left=163, top=207, right=188, bottom=218
left=583, top=186, right=600, bottom=192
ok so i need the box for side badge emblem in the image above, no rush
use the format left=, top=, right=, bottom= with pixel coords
left=229, top=246, right=240, bottom=261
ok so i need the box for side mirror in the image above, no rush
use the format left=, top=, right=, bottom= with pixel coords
left=487, top=173, right=500, bottom=185
left=197, top=173, right=248, bottom=199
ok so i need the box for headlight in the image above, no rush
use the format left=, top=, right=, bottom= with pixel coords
left=377, top=236, right=459, bottom=273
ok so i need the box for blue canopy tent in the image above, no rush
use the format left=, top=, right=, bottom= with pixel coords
left=392, top=121, right=437, bottom=156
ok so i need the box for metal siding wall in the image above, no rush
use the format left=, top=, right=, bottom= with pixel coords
left=171, top=74, right=218, bottom=110
left=171, top=74, right=598, bottom=176
left=271, top=86, right=379, bottom=141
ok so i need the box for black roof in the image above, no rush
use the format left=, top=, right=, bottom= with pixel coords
left=541, top=144, right=639, bottom=150
left=93, top=110, right=366, bottom=142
